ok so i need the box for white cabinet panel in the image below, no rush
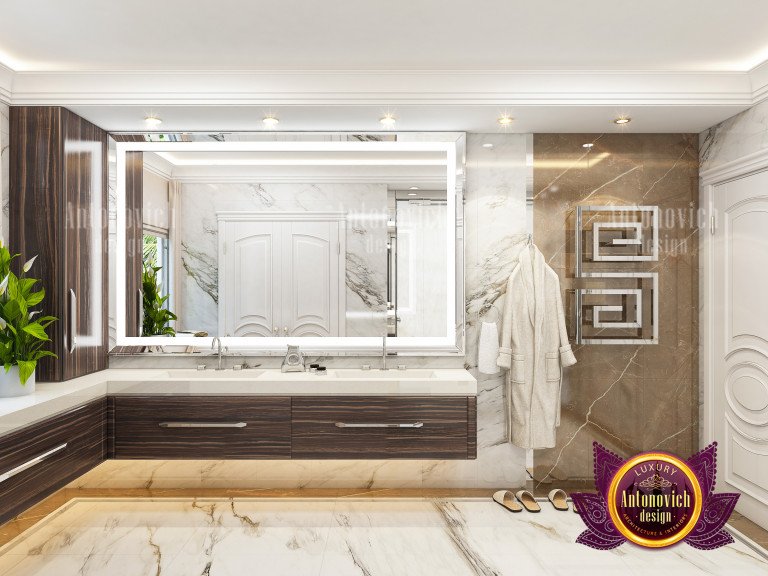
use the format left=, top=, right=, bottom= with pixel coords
left=219, top=215, right=344, bottom=338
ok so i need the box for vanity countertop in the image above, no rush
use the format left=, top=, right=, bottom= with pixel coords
left=0, top=368, right=477, bottom=437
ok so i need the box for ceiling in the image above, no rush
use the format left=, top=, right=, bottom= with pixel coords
left=2, top=1, right=767, bottom=72
left=2, top=0, right=768, bottom=132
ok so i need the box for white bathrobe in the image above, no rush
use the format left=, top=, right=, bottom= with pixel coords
left=496, top=244, right=577, bottom=449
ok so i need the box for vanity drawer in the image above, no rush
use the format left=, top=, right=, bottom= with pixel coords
left=291, top=396, right=471, bottom=459
left=112, top=396, right=291, bottom=459
left=0, top=399, right=106, bottom=525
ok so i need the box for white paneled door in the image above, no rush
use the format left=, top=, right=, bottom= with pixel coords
left=219, top=214, right=345, bottom=337
left=712, top=169, right=768, bottom=529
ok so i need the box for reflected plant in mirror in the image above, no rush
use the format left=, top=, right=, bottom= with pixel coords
left=142, top=234, right=177, bottom=336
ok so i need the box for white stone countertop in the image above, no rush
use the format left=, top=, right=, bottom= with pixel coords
left=0, top=368, right=477, bottom=437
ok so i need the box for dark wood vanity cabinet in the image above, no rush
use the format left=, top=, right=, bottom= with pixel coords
left=110, top=395, right=477, bottom=460
left=0, top=399, right=107, bottom=525
left=111, top=396, right=293, bottom=459
left=292, top=396, right=475, bottom=459
left=10, top=106, right=109, bottom=382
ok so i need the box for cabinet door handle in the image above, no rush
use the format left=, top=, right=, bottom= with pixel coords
left=138, top=289, right=144, bottom=335
left=158, top=422, right=247, bottom=428
left=0, top=443, right=68, bottom=483
left=68, top=289, right=77, bottom=353
left=334, top=422, right=424, bottom=429
left=273, top=326, right=279, bottom=335
left=283, top=326, right=288, bottom=335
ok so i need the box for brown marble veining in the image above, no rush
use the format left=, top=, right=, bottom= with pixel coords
left=532, top=133, right=699, bottom=483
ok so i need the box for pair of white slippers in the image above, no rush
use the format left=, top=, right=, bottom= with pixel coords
left=492, top=489, right=569, bottom=513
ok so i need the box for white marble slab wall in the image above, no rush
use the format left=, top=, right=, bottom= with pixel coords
left=0, top=102, right=9, bottom=242
left=176, top=182, right=388, bottom=336
left=83, top=133, right=530, bottom=489
left=700, top=99, right=768, bottom=172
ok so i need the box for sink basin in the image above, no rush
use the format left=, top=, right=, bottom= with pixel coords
left=163, top=369, right=263, bottom=379
left=332, top=369, right=436, bottom=379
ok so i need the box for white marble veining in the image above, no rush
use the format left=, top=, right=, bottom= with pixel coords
left=177, top=181, right=388, bottom=336
left=700, top=99, right=768, bottom=173
left=0, top=498, right=764, bottom=575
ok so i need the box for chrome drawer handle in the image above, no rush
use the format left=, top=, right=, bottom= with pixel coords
left=158, top=422, right=247, bottom=428
left=68, top=289, right=77, bottom=353
left=0, top=443, right=68, bottom=483
left=334, top=422, right=424, bottom=428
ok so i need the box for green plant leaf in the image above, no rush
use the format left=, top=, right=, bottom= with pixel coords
left=17, top=360, right=35, bottom=385
left=32, top=350, right=58, bottom=361
left=3, top=300, right=22, bottom=321
left=26, top=289, right=45, bottom=306
left=22, top=322, right=49, bottom=340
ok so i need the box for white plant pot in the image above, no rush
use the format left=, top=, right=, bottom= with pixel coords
left=0, top=366, right=36, bottom=398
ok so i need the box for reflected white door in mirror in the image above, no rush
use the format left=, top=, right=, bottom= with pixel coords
left=218, top=212, right=346, bottom=338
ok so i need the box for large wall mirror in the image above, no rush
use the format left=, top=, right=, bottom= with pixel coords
left=113, top=134, right=465, bottom=355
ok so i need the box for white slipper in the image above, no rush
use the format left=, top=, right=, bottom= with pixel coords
left=515, top=490, right=541, bottom=512
left=547, top=488, right=569, bottom=511
left=492, top=490, right=523, bottom=512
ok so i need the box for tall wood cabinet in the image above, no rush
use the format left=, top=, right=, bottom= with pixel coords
left=10, top=107, right=108, bottom=381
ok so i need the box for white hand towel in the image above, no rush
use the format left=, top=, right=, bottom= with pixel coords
left=478, top=321, right=500, bottom=375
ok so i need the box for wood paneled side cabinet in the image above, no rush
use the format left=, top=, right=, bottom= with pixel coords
left=10, top=107, right=109, bottom=381
left=0, top=399, right=106, bottom=525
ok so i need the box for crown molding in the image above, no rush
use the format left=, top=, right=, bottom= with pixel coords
left=749, top=59, right=768, bottom=104
left=3, top=61, right=768, bottom=111
left=3, top=69, right=758, bottom=107
left=0, top=62, right=12, bottom=104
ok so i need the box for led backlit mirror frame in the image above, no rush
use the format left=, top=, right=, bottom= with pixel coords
left=115, top=139, right=464, bottom=355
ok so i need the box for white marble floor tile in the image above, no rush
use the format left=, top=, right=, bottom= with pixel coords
left=0, top=497, right=765, bottom=576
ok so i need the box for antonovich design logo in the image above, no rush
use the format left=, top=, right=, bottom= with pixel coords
left=571, top=442, right=739, bottom=550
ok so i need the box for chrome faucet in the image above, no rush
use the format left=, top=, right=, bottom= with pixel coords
left=381, top=335, right=390, bottom=371
left=211, top=337, right=225, bottom=371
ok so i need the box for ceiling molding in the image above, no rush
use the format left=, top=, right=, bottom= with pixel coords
left=749, top=60, right=768, bottom=104
left=4, top=69, right=759, bottom=107
left=0, top=62, right=12, bottom=104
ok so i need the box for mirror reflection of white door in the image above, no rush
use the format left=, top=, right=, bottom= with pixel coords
left=396, top=200, right=447, bottom=337
left=218, top=213, right=346, bottom=337
left=712, top=169, right=768, bottom=529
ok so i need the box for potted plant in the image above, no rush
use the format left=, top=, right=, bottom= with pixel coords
left=0, top=241, right=57, bottom=397
left=142, top=263, right=177, bottom=337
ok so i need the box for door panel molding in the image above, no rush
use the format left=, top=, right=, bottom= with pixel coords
left=703, top=160, right=768, bottom=529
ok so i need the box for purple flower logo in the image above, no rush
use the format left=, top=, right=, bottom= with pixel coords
left=572, top=442, right=739, bottom=550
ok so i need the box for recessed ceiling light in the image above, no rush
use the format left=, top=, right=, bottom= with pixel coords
left=582, top=143, right=594, bottom=149
left=408, top=192, right=418, bottom=196
left=409, top=186, right=419, bottom=190
left=613, top=116, right=631, bottom=125
left=482, top=143, right=494, bottom=149
left=262, top=115, right=279, bottom=128
left=144, top=115, right=162, bottom=127
left=497, top=115, right=514, bottom=126
left=379, top=113, right=397, bottom=128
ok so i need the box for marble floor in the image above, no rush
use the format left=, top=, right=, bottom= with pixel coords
left=0, top=497, right=765, bottom=576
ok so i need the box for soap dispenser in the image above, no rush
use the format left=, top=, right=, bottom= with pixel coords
left=281, top=345, right=305, bottom=373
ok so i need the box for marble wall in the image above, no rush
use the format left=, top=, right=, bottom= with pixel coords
left=0, top=102, right=8, bottom=242
left=77, top=133, right=531, bottom=490
left=700, top=98, right=768, bottom=172
left=176, top=182, right=388, bottom=337
left=532, top=133, right=699, bottom=483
